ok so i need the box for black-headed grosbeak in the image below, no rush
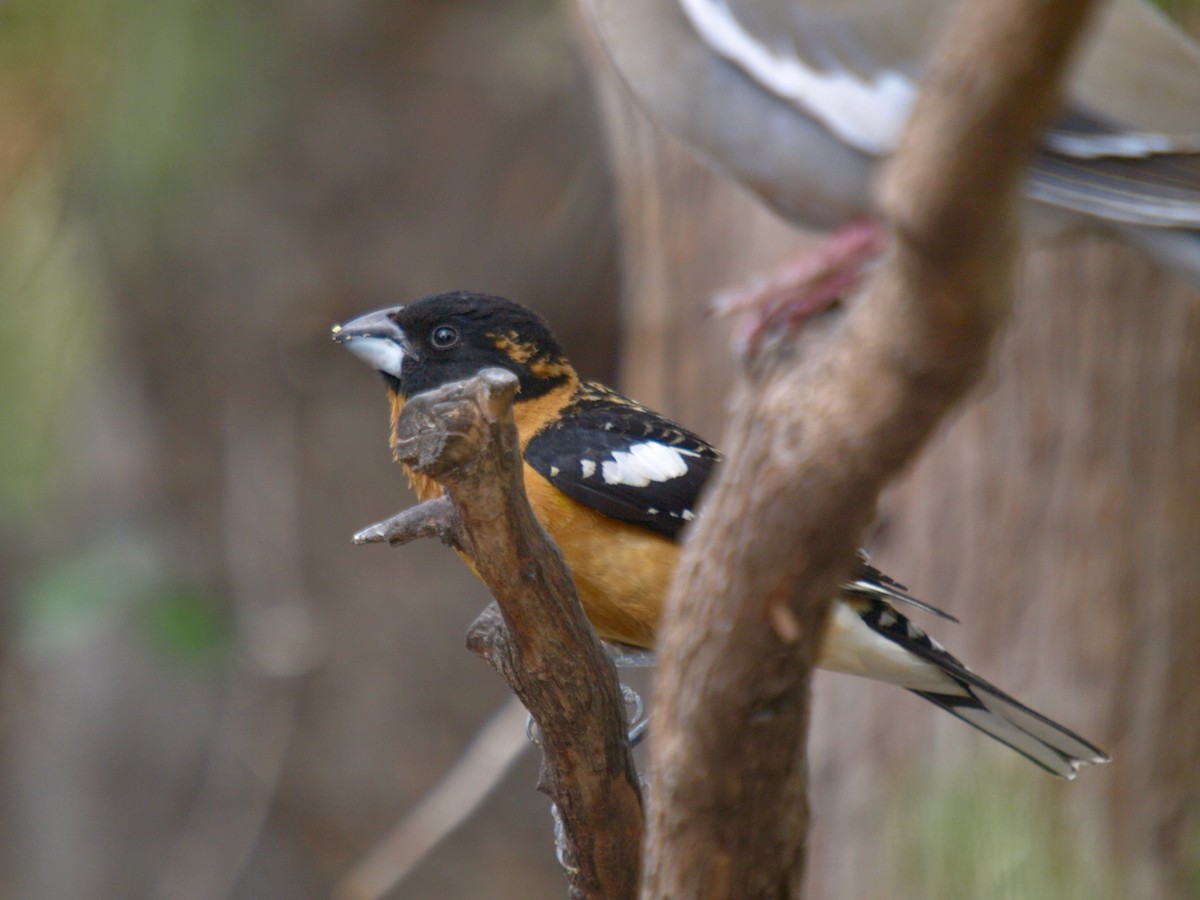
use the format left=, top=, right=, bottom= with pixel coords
left=334, top=290, right=1109, bottom=778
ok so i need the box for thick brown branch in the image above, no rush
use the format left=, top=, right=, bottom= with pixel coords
left=642, top=1, right=1101, bottom=897
left=368, top=368, right=643, bottom=899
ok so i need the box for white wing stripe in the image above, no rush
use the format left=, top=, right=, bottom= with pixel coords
left=677, top=0, right=915, bottom=154
left=1044, top=130, right=1200, bottom=158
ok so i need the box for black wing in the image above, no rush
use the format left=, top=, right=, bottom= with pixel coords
left=846, top=553, right=959, bottom=622
left=524, top=382, right=721, bottom=540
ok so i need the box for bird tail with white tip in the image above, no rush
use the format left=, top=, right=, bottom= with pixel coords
left=843, top=595, right=1110, bottom=779
left=910, top=680, right=1109, bottom=780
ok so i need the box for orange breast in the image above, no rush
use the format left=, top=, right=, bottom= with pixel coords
left=405, top=458, right=672, bottom=649
left=391, top=382, right=674, bottom=649
left=521, top=465, right=674, bottom=649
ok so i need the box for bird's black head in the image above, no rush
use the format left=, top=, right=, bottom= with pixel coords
left=332, top=291, right=574, bottom=401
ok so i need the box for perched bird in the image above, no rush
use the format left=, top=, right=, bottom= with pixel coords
left=583, top=0, right=1200, bottom=294
left=334, top=291, right=1109, bottom=778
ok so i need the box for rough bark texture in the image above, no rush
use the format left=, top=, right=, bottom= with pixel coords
left=354, top=370, right=643, bottom=900
left=604, top=1, right=1103, bottom=896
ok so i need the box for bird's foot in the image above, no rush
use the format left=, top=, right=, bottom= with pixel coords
left=715, top=218, right=886, bottom=356
left=525, top=679, right=649, bottom=749
left=621, top=682, right=650, bottom=747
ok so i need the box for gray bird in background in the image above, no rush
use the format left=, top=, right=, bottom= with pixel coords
left=583, top=0, right=1200, bottom=286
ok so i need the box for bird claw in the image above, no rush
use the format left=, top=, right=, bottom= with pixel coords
left=716, top=218, right=887, bottom=357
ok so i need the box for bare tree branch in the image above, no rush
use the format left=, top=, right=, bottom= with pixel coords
left=353, top=494, right=464, bottom=550
left=355, top=368, right=643, bottom=899
left=641, top=1, right=1102, bottom=896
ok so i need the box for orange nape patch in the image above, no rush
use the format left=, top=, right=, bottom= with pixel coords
left=510, top=376, right=581, bottom=449
left=488, top=330, right=573, bottom=382
left=487, top=330, right=538, bottom=364
left=528, top=357, right=573, bottom=380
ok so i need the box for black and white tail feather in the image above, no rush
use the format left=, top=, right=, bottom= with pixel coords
left=844, top=567, right=1110, bottom=779
left=613, top=561, right=1111, bottom=778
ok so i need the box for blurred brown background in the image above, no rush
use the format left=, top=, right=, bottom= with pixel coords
left=1, top=1, right=1198, bottom=898
left=1, top=2, right=617, bottom=897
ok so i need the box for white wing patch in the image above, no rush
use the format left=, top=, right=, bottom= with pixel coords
left=580, top=459, right=596, bottom=479
left=678, top=0, right=915, bottom=155
left=600, top=441, right=698, bottom=487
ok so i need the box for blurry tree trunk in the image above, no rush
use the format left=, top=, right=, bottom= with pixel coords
left=583, top=21, right=1200, bottom=900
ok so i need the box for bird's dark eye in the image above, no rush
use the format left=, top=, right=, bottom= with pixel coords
left=430, top=324, right=459, bottom=349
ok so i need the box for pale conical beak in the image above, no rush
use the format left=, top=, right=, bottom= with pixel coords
left=332, top=307, right=407, bottom=378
